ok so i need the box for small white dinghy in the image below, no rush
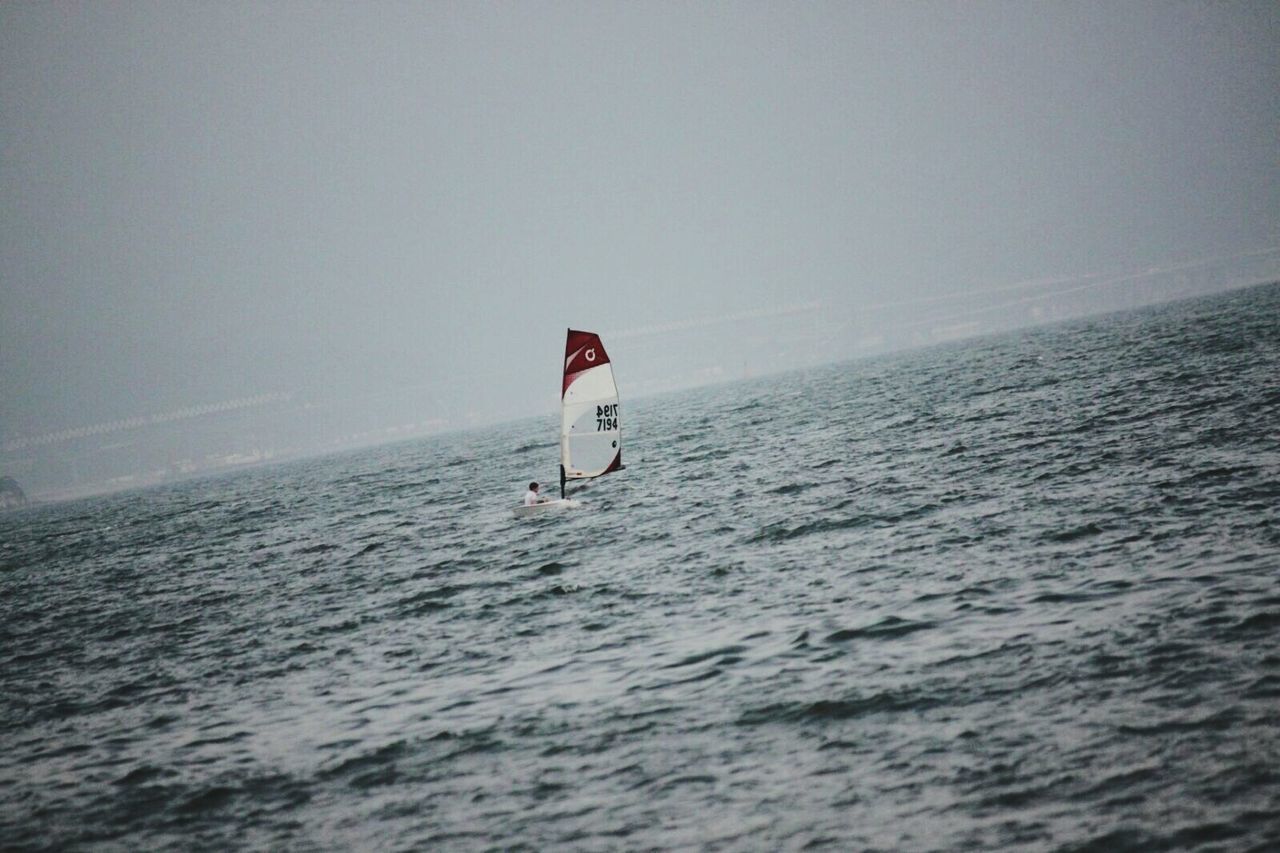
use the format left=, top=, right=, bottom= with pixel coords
left=511, top=498, right=581, bottom=519
left=513, top=328, right=625, bottom=518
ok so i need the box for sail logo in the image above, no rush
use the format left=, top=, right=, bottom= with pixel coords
left=564, top=337, right=607, bottom=378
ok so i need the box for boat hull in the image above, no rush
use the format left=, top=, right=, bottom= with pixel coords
left=512, top=498, right=580, bottom=518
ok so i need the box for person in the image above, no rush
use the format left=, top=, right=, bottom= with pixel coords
left=523, top=482, right=541, bottom=506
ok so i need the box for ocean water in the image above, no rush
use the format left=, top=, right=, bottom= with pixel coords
left=2, top=283, right=1279, bottom=851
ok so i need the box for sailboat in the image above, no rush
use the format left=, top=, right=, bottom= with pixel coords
left=513, top=328, right=624, bottom=517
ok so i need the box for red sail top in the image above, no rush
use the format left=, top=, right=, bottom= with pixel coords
left=563, top=329, right=611, bottom=396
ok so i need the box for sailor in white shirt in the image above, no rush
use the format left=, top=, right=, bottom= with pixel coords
left=523, top=482, right=542, bottom=506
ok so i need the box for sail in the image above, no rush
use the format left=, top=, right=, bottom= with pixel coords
left=561, top=329, right=622, bottom=479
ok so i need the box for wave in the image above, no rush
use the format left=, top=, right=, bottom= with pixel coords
left=746, top=515, right=871, bottom=543
left=823, top=617, right=937, bottom=643
left=738, top=688, right=940, bottom=726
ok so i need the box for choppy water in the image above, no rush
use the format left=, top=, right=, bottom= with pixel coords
left=3, top=284, right=1280, bottom=851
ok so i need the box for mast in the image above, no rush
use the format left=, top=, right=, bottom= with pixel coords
left=563, top=326, right=569, bottom=502
left=562, top=326, right=569, bottom=501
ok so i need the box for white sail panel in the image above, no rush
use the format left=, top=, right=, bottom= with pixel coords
left=561, top=362, right=621, bottom=478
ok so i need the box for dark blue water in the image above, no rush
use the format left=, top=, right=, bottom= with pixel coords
left=3, top=284, right=1279, bottom=851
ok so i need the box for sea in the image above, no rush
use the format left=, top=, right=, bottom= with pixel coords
left=2, top=283, right=1278, bottom=852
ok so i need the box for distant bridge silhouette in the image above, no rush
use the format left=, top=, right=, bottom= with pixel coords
left=2, top=392, right=291, bottom=452
left=608, top=301, right=824, bottom=341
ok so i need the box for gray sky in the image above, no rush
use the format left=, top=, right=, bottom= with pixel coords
left=3, top=0, right=1278, bottom=440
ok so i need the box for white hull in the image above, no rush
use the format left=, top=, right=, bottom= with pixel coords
left=512, top=498, right=580, bottom=518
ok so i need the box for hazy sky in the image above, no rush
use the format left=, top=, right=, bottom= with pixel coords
left=3, top=1, right=1278, bottom=437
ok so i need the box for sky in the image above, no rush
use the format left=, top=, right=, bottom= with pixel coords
left=2, top=0, right=1278, bottom=442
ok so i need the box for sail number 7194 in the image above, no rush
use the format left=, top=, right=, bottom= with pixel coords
left=596, top=403, right=619, bottom=431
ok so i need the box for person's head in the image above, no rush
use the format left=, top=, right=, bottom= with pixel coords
left=529, top=482, right=539, bottom=492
